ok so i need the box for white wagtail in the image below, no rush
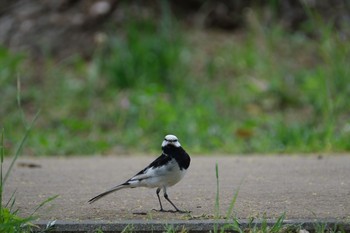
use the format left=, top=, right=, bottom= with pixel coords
left=88, top=134, right=191, bottom=212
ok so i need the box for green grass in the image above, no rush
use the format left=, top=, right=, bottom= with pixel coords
left=0, top=121, right=36, bottom=232
left=214, top=162, right=241, bottom=233
left=1, top=7, right=350, bottom=155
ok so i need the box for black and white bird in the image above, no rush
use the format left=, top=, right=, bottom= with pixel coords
left=88, top=134, right=191, bottom=212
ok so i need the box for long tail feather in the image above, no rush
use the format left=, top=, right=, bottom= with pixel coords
left=88, top=184, right=128, bottom=204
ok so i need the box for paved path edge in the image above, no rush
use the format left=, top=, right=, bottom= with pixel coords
left=33, top=219, right=350, bottom=232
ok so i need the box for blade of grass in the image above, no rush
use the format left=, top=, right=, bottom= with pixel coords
left=3, top=110, right=40, bottom=184
left=215, top=162, right=219, bottom=217
left=223, top=188, right=241, bottom=232
left=231, top=218, right=243, bottom=233
left=30, top=194, right=59, bottom=217
left=225, top=185, right=241, bottom=220
left=4, top=190, right=16, bottom=208
left=261, top=214, right=268, bottom=233
left=1, top=129, right=3, bottom=163
left=12, top=208, right=19, bottom=216
left=8, top=195, right=17, bottom=213
left=17, top=74, right=27, bottom=128
left=17, top=75, right=22, bottom=119
left=270, top=212, right=286, bottom=233
left=0, top=128, right=4, bottom=216
left=214, top=162, right=220, bottom=233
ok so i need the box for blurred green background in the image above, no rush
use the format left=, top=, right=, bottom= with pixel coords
left=1, top=1, right=350, bottom=156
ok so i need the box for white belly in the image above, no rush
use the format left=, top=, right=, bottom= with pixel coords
left=137, top=159, right=187, bottom=188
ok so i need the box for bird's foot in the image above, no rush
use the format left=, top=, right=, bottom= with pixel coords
left=152, top=208, right=190, bottom=213
left=174, top=209, right=191, bottom=214
left=152, top=208, right=169, bottom=212
left=152, top=208, right=164, bottom=212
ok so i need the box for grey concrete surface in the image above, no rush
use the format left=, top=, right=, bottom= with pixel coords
left=3, top=155, right=350, bottom=225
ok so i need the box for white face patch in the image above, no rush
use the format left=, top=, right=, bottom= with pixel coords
left=162, top=134, right=181, bottom=147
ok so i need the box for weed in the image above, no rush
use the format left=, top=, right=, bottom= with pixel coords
left=121, top=224, right=134, bottom=233
left=0, top=83, right=58, bottom=232
left=214, top=162, right=241, bottom=233
left=0, top=124, right=36, bottom=232
left=210, top=164, right=347, bottom=233
left=0, top=127, right=59, bottom=232
left=0, top=129, right=58, bottom=232
left=94, top=228, right=104, bottom=233
left=213, top=163, right=293, bottom=233
left=164, top=224, right=188, bottom=233
left=213, top=163, right=220, bottom=233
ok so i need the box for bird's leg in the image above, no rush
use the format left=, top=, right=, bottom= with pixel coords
left=164, top=193, right=180, bottom=211
left=154, top=187, right=165, bottom=211
left=163, top=190, right=188, bottom=213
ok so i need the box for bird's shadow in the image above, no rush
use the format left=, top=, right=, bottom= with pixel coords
left=132, top=212, right=148, bottom=215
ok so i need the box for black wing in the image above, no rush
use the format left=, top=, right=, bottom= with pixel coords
left=134, top=152, right=172, bottom=176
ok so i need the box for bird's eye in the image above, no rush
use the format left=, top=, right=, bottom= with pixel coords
left=165, top=139, right=177, bottom=142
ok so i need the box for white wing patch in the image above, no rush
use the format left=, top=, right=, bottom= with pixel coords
left=130, top=172, right=151, bottom=181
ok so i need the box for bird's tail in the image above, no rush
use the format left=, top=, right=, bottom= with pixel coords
left=88, top=183, right=129, bottom=204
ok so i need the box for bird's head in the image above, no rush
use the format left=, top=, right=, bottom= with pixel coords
left=162, top=134, right=181, bottom=148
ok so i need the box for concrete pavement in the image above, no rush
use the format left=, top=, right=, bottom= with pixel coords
left=4, top=155, right=350, bottom=231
